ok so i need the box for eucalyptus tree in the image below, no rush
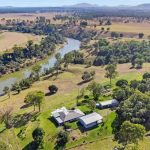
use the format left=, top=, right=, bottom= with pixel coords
left=105, top=64, right=118, bottom=85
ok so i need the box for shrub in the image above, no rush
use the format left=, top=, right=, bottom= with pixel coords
left=48, top=85, right=58, bottom=94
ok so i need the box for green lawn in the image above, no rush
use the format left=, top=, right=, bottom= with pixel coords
left=0, top=63, right=150, bottom=150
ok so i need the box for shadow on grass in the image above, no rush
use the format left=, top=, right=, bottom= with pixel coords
left=22, top=141, right=39, bottom=150
left=12, top=112, right=39, bottom=128
left=54, top=144, right=66, bottom=150
left=20, top=103, right=32, bottom=109
left=111, top=115, right=122, bottom=141
left=77, top=78, right=93, bottom=86
left=22, top=141, right=34, bottom=150
left=48, top=117, right=59, bottom=128
left=45, top=92, right=56, bottom=97
left=43, top=71, right=63, bottom=80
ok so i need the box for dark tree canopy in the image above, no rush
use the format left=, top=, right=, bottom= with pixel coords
left=117, top=91, right=150, bottom=125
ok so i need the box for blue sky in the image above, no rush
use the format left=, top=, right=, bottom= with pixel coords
left=0, top=0, right=150, bottom=7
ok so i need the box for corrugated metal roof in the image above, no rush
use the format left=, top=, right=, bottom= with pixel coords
left=99, top=99, right=119, bottom=107
left=64, top=109, right=85, bottom=122
left=79, top=112, right=103, bottom=125
left=51, top=107, right=85, bottom=123
left=55, top=117, right=63, bottom=124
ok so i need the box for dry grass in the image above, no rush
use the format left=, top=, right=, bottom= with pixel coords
left=0, top=63, right=150, bottom=113
left=93, top=22, right=150, bottom=36
left=0, top=63, right=150, bottom=149
left=0, top=31, right=43, bottom=52
left=0, top=12, right=68, bottom=24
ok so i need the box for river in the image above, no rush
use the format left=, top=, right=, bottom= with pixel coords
left=0, top=38, right=81, bottom=94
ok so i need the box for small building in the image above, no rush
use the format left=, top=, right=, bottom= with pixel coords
left=79, top=112, right=103, bottom=129
left=51, top=107, right=85, bottom=125
left=96, top=99, right=119, bottom=109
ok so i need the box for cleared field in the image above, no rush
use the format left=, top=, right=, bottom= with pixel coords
left=0, top=31, right=43, bottom=52
left=95, top=23, right=150, bottom=36
left=0, top=12, right=67, bottom=24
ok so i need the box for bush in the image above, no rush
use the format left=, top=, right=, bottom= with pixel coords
left=48, top=85, right=58, bottom=94
left=143, top=72, right=150, bottom=80
left=32, top=127, right=45, bottom=149
left=56, top=131, right=69, bottom=147
left=116, top=79, right=128, bottom=88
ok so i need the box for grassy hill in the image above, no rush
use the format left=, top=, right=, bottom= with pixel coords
left=0, top=63, right=150, bottom=149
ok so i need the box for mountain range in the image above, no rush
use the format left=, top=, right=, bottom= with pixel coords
left=64, top=3, right=150, bottom=10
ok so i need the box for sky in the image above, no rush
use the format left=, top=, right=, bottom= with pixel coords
left=0, top=0, right=150, bottom=7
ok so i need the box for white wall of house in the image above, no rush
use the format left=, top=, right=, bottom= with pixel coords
left=80, top=120, right=98, bottom=129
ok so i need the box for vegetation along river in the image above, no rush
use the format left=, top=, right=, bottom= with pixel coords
left=0, top=38, right=81, bottom=94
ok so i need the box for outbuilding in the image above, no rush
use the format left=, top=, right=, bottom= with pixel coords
left=79, top=112, right=103, bottom=129
left=96, top=99, right=119, bottom=109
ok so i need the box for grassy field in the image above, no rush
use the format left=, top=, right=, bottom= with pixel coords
left=0, top=31, right=43, bottom=53
left=88, top=22, right=150, bottom=38
left=0, top=63, right=150, bottom=149
left=0, top=12, right=68, bottom=25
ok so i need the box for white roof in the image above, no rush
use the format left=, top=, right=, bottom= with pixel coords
left=51, top=107, right=85, bottom=124
left=79, top=112, right=103, bottom=125
left=51, top=107, right=68, bottom=116
left=99, top=99, right=118, bottom=107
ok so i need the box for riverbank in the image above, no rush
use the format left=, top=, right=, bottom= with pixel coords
left=0, top=38, right=81, bottom=94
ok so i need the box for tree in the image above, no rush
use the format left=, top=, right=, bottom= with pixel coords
left=56, top=131, right=68, bottom=148
left=116, top=79, right=128, bottom=88
left=64, top=52, right=73, bottom=70
left=113, top=87, right=132, bottom=102
left=139, top=33, right=144, bottom=39
left=32, top=64, right=41, bottom=80
left=111, top=32, right=119, bottom=38
left=134, top=58, right=144, bottom=69
left=117, top=91, right=150, bottom=125
left=82, top=71, right=91, bottom=82
left=105, top=64, right=118, bottom=85
left=130, top=80, right=140, bottom=90
left=98, top=39, right=109, bottom=47
left=32, top=127, right=45, bottom=149
left=101, top=27, right=105, bottom=31
left=107, top=28, right=110, bottom=32
left=48, top=85, right=58, bottom=94
left=3, top=86, right=10, bottom=98
left=0, top=107, right=13, bottom=129
left=19, top=78, right=32, bottom=90
left=80, top=21, right=88, bottom=27
left=55, top=53, right=61, bottom=62
left=120, top=33, right=124, bottom=38
left=137, top=83, right=148, bottom=93
left=11, top=83, right=21, bottom=94
left=55, top=53, right=62, bottom=77
left=24, top=91, right=45, bottom=112
left=143, top=72, right=150, bottom=80
left=88, top=100, right=96, bottom=112
left=87, top=82, right=104, bottom=101
left=117, top=121, right=145, bottom=148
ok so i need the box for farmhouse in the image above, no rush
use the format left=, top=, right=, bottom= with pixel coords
left=51, top=107, right=85, bottom=125
left=96, top=99, right=119, bottom=109
left=79, top=112, right=103, bottom=129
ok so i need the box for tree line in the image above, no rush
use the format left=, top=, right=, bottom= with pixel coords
left=0, top=32, right=64, bottom=76
left=93, top=39, right=150, bottom=68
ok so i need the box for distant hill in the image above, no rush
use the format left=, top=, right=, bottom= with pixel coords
left=136, top=3, right=150, bottom=9
left=64, top=3, right=99, bottom=8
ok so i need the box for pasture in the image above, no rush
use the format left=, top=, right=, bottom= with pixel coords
left=0, top=12, right=68, bottom=24
left=106, top=23, right=150, bottom=35
left=0, top=31, right=43, bottom=52
left=0, top=63, right=150, bottom=149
